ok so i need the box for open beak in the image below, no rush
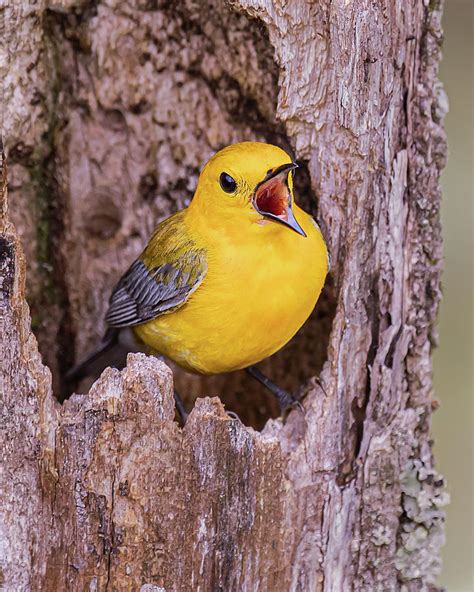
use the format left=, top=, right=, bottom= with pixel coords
left=252, top=162, right=306, bottom=237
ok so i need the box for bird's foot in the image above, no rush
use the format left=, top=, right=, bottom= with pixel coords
left=173, top=389, right=188, bottom=426
left=226, top=410, right=242, bottom=422
left=245, top=365, right=304, bottom=419
left=174, top=390, right=242, bottom=425
left=273, top=387, right=304, bottom=418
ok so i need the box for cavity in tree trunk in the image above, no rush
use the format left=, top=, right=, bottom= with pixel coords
left=0, top=0, right=448, bottom=590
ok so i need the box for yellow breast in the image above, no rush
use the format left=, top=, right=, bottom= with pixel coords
left=133, top=206, right=328, bottom=375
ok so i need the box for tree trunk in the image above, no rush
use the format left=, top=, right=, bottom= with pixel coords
left=0, top=1, right=448, bottom=590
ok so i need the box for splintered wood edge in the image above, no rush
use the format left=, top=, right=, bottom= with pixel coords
left=65, top=350, right=314, bottom=447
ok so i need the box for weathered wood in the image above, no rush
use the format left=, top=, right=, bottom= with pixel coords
left=0, top=0, right=448, bottom=590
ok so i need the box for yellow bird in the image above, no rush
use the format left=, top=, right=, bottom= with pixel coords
left=69, top=142, right=328, bottom=414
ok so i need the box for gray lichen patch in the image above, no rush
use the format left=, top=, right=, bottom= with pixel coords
left=0, top=238, right=15, bottom=303
left=396, top=458, right=449, bottom=587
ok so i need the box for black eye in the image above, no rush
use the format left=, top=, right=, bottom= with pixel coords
left=219, top=172, right=237, bottom=193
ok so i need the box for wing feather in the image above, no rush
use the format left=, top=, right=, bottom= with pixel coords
left=105, top=212, right=207, bottom=328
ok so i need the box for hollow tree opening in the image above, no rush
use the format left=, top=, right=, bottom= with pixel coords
left=7, top=0, right=335, bottom=428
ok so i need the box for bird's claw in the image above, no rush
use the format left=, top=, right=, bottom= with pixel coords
left=276, top=389, right=304, bottom=419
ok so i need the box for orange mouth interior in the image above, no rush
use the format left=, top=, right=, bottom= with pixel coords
left=254, top=178, right=289, bottom=219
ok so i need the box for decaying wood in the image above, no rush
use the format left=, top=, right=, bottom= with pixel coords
left=1, top=0, right=448, bottom=590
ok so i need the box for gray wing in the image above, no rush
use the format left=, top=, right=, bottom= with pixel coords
left=105, top=256, right=207, bottom=328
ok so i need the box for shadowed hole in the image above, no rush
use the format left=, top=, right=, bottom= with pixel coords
left=27, top=1, right=335, bottom=430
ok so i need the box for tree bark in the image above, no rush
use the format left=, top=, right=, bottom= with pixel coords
left=0, top=1, right=448, bottom=591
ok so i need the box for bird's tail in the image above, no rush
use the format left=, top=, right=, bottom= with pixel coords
left=64, top=328, right=120, bottom=385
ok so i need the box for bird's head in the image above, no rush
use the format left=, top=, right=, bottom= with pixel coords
left=191, top=142, right=306, bottom=237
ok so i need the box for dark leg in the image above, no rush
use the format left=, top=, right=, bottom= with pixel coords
left=173, top=389, right=188, bottom=425
left=245, top=366, right=303, bottom=415
left=173, top=389, right=240, bottom=424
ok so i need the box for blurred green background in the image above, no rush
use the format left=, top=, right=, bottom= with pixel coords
left=432, top=0, right=473, bottom=589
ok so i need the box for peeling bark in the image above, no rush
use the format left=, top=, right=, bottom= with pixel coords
left=1, top=1, right=448, bottom=591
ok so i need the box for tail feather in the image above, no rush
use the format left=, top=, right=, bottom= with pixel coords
left=65, top=328, right=120, bottom=385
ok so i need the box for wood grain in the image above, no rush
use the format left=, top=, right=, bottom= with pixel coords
left=0, top=1, right=448, bottom=590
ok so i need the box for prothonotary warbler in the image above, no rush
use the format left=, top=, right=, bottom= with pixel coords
left=67, top=142, right=328, bottom=417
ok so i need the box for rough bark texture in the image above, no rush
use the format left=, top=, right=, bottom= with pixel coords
left=1, top=0, right=448, bottom=591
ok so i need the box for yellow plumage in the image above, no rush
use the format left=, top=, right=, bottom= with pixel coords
left=107, top=142, right=328, bottom=375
